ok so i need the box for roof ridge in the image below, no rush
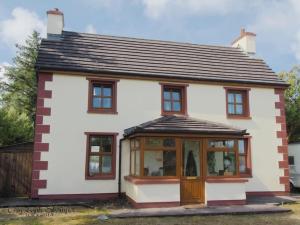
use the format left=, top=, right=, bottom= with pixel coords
left=62, top=30, right=241, bottom=51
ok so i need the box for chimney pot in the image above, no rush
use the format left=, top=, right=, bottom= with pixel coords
left=232, top=28, right=256, bottom=55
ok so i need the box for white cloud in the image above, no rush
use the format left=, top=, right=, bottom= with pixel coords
left=0, top=7, right=46, bottom=49
left=141, top=0, right=300, bottom=63
left=85, top=24, right=97, bottom=34
left=141, top=0, right=251, bottom=19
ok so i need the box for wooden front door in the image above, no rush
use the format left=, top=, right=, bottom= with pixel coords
left=180, top=139, right=204, bottom=204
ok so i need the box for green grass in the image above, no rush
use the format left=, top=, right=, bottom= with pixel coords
left=0, top=203, right=300, bottom=225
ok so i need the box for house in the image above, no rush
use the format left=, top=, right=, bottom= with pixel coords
left=288, top=142, right=300, bottom=190
left=31, top=8, right=289, bottom=208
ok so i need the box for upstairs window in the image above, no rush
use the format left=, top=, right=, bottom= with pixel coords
left=87, top=78, right=118, bottom=114
left=225, top=87, right=250, bottom=119
left=161, top=83, right=188, bottom=115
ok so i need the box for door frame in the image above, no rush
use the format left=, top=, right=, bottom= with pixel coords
left=180, top=138, right=205, bottom=204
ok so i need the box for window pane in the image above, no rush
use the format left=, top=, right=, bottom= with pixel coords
left=135, top=150, right=140, bottom=176
left=236, top=104, right=243, bottom=115
left=289, top=156, right=295, bottom=165
left=238, top=140, right=245, bottom=154
left=144, top=150, right=176, bottom=176
left=207, top=151, right=236, bottom=176
left=164, top=101, right=172, bottom=111
left=101, top=136, right=112, bottom=152
left=103, top=87, right=112, bottom=96
left=173, top=102, right=181, bottom=112
left=130, top=151, right=135, bottom=175
left=228, top=93, right=234, bottom=103
left=103, top=98, right=112, bottom=108
left=208, top=140, right=234, bottom=149
left=92, top=97, right=101, bottom=108
left=163, top=138, right=176, bottom=148
left=145, top=138, right=163, bottom=148
left=172, top=91, right=181, bottom=101
left=135, top=139, right=140, bottom=148
left=183, top=140, right=200, bottom=177
left=235, top=93, right=243, bottom=103
left=164, top=91, right=171, bottom=100
left=239, top=156, right=246, bottom=173
left=89, top=156, right=99, bottom=175
left=228, top=103, right=235, bottom=114
left=90, top=136, right=101, bottom=152
left=102, top=156, right=112, bottom=173
left=93, top=86, right=101, bottom=96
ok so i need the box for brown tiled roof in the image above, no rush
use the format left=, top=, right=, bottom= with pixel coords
left=124, top=115, right=247, bottom=137
left=36, top=31, right=287, bottom=86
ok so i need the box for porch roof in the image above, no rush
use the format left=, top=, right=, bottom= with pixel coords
left=124, top=115, right=247, bottom=137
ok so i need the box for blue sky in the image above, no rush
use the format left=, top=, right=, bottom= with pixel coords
left=0, top=0, right=300, bottom=78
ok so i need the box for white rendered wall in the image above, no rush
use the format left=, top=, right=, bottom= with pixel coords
left=125, top=181, right=180, bottom=203
left=39, top=73, right=284, bottom=195
left=289, top=143, right=300, bottom=174
left=205, top=182, right=246, bottom=203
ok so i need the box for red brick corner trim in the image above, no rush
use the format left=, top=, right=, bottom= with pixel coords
left=31, top=72, right=53, bottom=198
left=207, top=199, right=246, bottom=206
left=274, top=88, right=290, bottom=192
left=126, top=195, right=180, bottom=208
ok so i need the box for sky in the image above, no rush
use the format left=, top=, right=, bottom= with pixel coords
left=0, top=0, right=300, bottom=80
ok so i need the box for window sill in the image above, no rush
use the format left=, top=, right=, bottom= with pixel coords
left=86, top=175, right=116, bottom=180
left=87, top=109, right=118, bottom=115
left=124, top=176, right=180, bottom=185
left=206, top=178, right=249, bottom=183
left=227, top=115, right=252, bottom=120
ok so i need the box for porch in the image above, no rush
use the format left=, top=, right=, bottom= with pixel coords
left=122, top=115, right=252, bottom=208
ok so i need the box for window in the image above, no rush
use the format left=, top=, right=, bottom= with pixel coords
left=144, top=137, right=177, bottom=177
left=289, top=156, right=295, bottom=165
left=130, top=137, right=178, bottom=177
left=87, top=78, right=118, bottom=114
left=85, top=132, right=117, bottom=179
left=225, top=87, right=250, bottom=119
left=130, top=139, right=141, bottom=176
left=161, top=83, right=187, bottom=115
left=207, top=138, right=251, bottom=177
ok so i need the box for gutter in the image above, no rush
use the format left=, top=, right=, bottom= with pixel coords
left=118, top=137, right=125, bottom=197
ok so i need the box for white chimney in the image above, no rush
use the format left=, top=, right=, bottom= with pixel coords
left=47, top=8, right=64, bottom=38
left=231, top=28, right=256, bottom=55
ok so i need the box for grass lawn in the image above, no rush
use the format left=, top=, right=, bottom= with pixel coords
left=0, top=203, right=299, bottom=225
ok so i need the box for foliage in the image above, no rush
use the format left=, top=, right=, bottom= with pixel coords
left=279, top=66, right=300, bottom=143
left=0, top=107, right=33, bottom=146
left=0, top=31, right=41, bottom=146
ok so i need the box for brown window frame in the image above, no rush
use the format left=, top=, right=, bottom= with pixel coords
left=224, top=87, right=251, bottom=119
left=160, top=83, right=188, bottom=116
left=130, top=137, right=180, bottom=179
left=87, top=77, right=119, bottom=114
left=85, top=132, right=118, bottom=180
left=206, top=137, right=252, bottom=178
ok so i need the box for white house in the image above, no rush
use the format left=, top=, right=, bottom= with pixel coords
left=31, top=9, right=290, bottom=208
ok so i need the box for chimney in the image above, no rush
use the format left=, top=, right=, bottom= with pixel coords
left=231, top=28, right=256, bottom=55
left=47, top=8, right=64, bottom=39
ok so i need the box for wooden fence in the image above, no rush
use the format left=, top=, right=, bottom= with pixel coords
left=0, top=142, right=33, bottom=197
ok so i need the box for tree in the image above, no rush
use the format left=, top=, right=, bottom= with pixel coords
left=0, top=31, right=41, bottom=146
left=279, top=66, right=300, bottom=143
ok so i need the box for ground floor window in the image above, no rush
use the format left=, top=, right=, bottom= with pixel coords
left=129, top=136, right=251, bottom=179
left=207, top=138, right=251, bottom=177
left=85, top=132, right=117, bottom=180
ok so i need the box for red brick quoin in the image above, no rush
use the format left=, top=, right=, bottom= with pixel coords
left=31, top=73, right=53, bottom=198
left=274, top=88, right=289, bottom=193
